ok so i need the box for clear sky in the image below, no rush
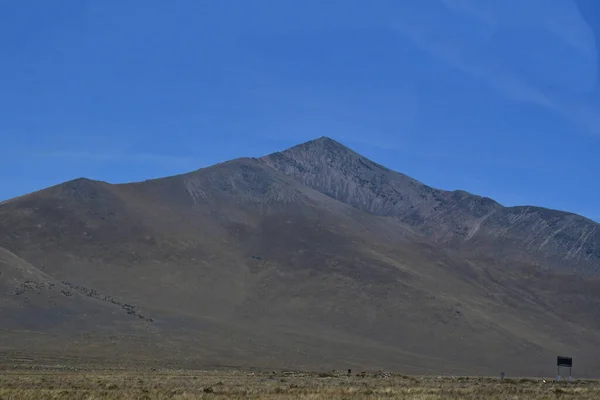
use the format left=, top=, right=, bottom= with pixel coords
left=1, top=0, right=599, bottom=221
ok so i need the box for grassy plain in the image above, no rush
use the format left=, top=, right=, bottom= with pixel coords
left=0, top=368, right=598, bottom=399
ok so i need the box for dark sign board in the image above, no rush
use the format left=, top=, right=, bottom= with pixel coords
left=557, top=356, right=572, bottom=367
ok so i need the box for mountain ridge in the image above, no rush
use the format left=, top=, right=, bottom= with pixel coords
left=1, top=137, right=600, bottom=375
left=9, top=136, right=596, bottom=223
left=264, top=137, right=599, bottom=221
left=4, top=136, right=599, bottom=274
left=260, top=137, right=600, bottom=273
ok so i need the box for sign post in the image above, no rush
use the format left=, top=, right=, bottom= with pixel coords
left=557, top=356, right=572, bottom=381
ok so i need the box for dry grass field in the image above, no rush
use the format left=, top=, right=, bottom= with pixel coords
left=0, top=368, right=598, bottom=399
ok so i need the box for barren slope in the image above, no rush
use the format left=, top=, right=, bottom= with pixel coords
left=260, top=137, right=600, bottom=273
left=0, top=143, right=599, bottom=376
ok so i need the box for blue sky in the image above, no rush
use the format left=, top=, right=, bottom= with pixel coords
left=1, top=0, right=599, bottom=221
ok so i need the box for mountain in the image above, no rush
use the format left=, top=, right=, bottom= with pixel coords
left=0, top=137, right=599, bottom=376
left=261, top=137, right=600, bottom=273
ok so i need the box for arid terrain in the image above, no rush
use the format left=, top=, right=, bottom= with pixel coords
left=0, top=368, right=598, bottom=400
left=1, top=137, right=600, bottom=377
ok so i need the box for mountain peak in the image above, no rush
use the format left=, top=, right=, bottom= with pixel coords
left=289, top=136, right=356, bottom=155
left=312, top=136, right=344, bottom=146
left=313, top=135, right=336, bottom=143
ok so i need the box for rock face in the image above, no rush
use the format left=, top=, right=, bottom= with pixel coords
left=260, top=137, right=600, bottom=273
left=0, top=137, right=600, bottom=375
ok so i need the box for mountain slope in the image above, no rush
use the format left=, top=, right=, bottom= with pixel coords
left=0, top=142, right=599, bottom=375
left=260, top=137, right=600, bottom=273
left=0, top=244, right=158, bottom=366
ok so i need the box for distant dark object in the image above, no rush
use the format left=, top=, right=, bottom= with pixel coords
left=557, top=356, right=572, bottom=367
left=500, top=372, right=505, bottom=380
left=347, top=369, right=351, bottom=375
left=557, top=356, right=573, bottom=381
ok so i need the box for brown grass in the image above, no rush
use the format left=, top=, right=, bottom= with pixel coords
left=0, top=369, right=598, bottom=399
